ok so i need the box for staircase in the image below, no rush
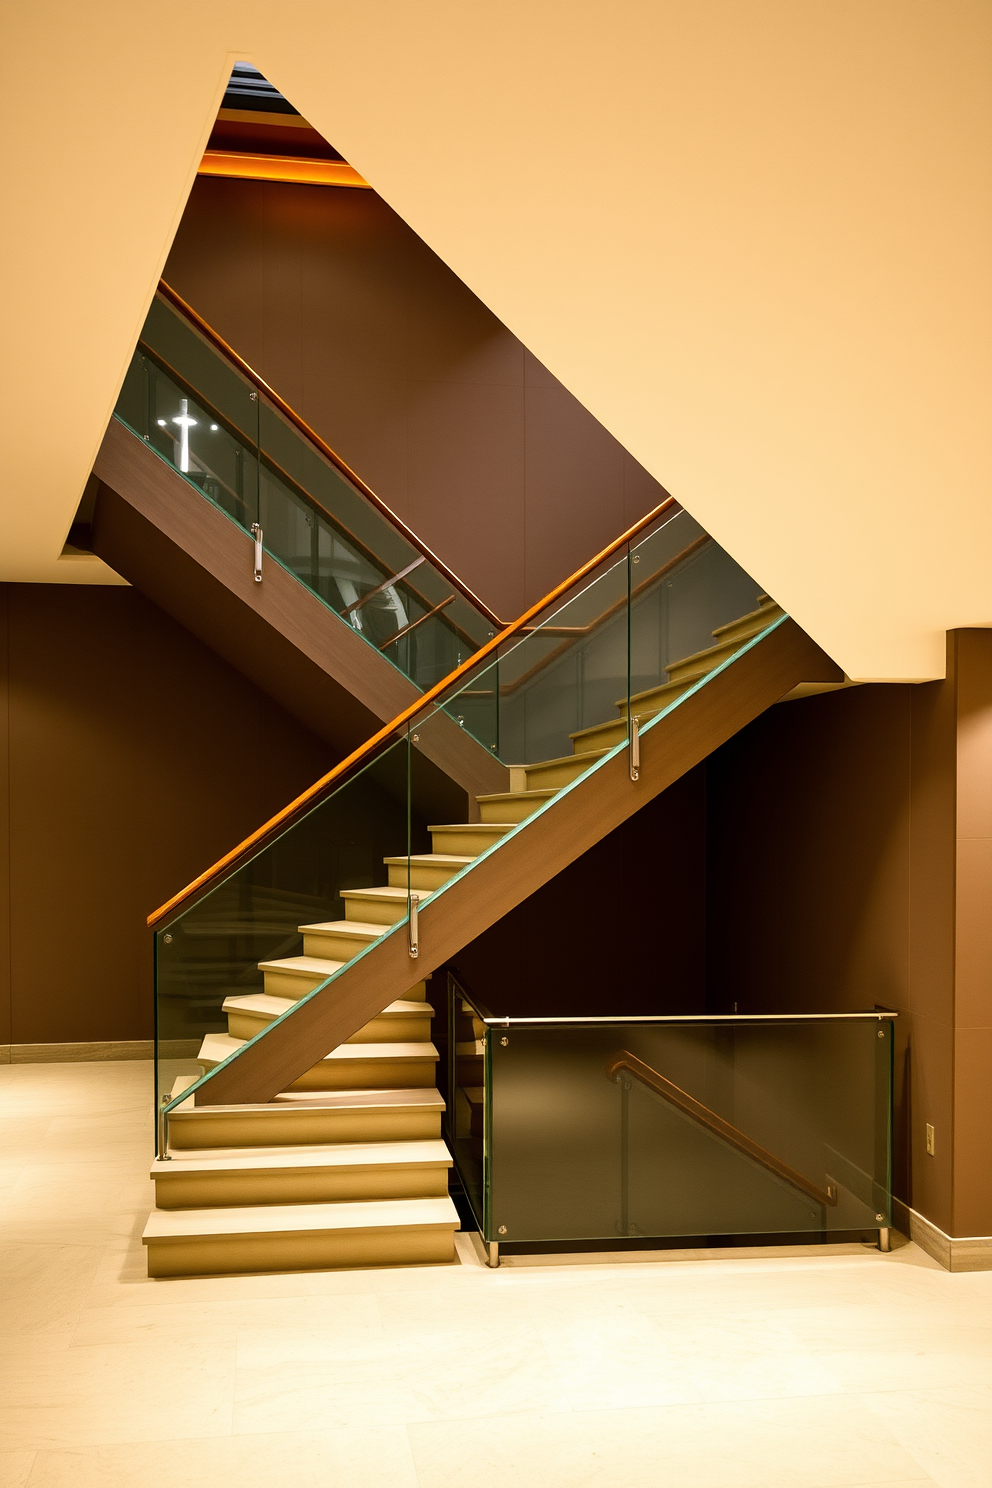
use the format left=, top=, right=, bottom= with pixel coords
left=142, top=592, right=825, bottom=1279
left=143, top=979, right=458, bottom=1277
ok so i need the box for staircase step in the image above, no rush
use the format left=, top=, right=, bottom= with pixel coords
left=198, top=1033, right=439, bottom=1091
left=475, top=789, right=557, bottom=824
left=384, top=854, right=473, bottom=891
left=516, top=748, right=607, bottom=791
left=615, top=676, right=696, bottom=722
left=255, top=954, right=342, bottom=1000
left=666, top=602, right=783, bottom=683
left=429, top=822, right=515, bottom=856
left=151, top=1139, right=452, bottom=1209
left=298, top=919, right=385, bottom=962
left=710, top=595, right=782, bottom=646
left=341, top=884, right=410, bottom=925
left=222, top=994, right=433, bottom=1044
left=167, top=1087, right=445, bottom=1150
left=142, top=1195, right=460, bottom=1276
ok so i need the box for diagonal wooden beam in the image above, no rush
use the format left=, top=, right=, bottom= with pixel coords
left=196, top=619, right=841, bottom=1106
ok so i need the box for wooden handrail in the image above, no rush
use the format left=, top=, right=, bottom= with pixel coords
left=156, top=279, right=504, bottom=629
left=146, top=496, right=678, bottom=928
left=606, top=1050, right=838, bottom=1209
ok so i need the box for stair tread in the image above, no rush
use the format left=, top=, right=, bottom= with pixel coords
left=383, top=854, right=473, bottom=867
left=257, top=954, right=345, bottom=976
left=475, top=789, right=556, bottom=805
left=199, top=1033, right=437, bottom=1064
left=172, top=1088, right=445, bottom=1117
left=525, top=747, right=608, bottom=771
left=222, top=994, right=431, bottom=1018
left=143, top=1195, right=460, bottom=1241
left=152, top=1139, right=452, bottom=1176
left=299, top=919, right=384, bottom=936
left=341, top=885, right=410, bottom=900
left=427, top=821, right=515, bottom=831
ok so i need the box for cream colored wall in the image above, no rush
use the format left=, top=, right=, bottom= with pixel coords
left=2, top=2, right=990, bottom=677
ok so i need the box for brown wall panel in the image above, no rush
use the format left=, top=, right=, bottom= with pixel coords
left=454, top=768, right=708, bottom=1020
left=950, top=628, right=992, bottom=1235
left=163, top=176, right=668, bottom=624
left=0, top=586, right=10, bottom=1046
left=1, top=583, right=332, bottom=1045
left=706, top=685, right=913, bottom=1017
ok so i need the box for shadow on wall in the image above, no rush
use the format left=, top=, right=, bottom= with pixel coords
left=163, top=175, right=668, bottom=623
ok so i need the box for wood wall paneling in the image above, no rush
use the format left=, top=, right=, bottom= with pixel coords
left=163, top=177, right=668, bottom=625
left=1, top=584, right=332, bottom=1045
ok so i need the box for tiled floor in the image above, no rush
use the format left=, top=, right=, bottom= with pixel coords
left=1, top=1062, right=989, bottom=1488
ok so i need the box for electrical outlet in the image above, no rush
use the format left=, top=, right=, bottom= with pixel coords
left=926, top=1123, right=935, bottom=1156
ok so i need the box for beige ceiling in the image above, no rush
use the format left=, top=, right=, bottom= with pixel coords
left=2, top=2, right=989, bottom=678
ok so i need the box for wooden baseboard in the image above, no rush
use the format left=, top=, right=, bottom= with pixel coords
left=0, top=1040, right=154, bottom=1064
left=892, top=1196, right=992, bottom=1272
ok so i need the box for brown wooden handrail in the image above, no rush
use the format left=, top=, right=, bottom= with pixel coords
left=156, top=279, right=504, bottom=629
left=606, top=1050, right=838, bottom=1209
left=146, top=496, right=678, bottom=928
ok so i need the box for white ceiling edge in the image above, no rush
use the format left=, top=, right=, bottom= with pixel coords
left=3, top=2, right=991, bottom=681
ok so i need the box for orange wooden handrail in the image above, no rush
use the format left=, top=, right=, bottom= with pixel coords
left=156, top=279, right=504, bottom=629
left=146, top=496, right=678, bottom=928
left=606, top=1050, right=838, bottom=1209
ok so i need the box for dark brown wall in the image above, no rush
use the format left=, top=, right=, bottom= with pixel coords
left=706, top=666, right=992, bottom=1237
left=163, top=176, right=665, bottom=624
left=706, top=685, right=916, bottom=1209
left=0, top=583, right=333, bottom=1046
left=454, top=767, right=708, bottom=1020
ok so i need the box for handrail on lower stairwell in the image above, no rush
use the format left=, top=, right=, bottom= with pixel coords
left=146, top=495, right=680, bottom=929
left=156, top=279, right=504, bottom=630
left=606, top=1050, right=838, bottom=1209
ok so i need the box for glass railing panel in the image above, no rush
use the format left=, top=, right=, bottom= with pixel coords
left=154, top=730, right=421, bottom=1129
left=256, top=397, right=494, bottom=689
left=439, top=506, right=765, bottom=766
left=115, top=292, right=495, bottom=694
left=445, top=972, right=489, bottom=1231
left=474, top=1015, right=892, bottom=1247
left=115, top=341, right=260, bottom=530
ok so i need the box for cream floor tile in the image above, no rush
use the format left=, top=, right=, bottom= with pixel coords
left=22, top=1426, right=419, bottom=1487
left=654, top=1313, right=846, bottom=1402
left=0, top=1340, right=236, bottom=1451
left=84, top=1262, right=378, bottom=1311
left=863, top=1385, right=992, bottom=1488
left=408, top=1396, right=932, bottom=1488
left=534, top=1311, right=705, bottom=1409
left=0, top=1243, right=106, bottom=1337
left=0, top=1453, right=35, bottom=1488
left=74, top=1291, right=382, bottom=1349
left=233, top=1320, right=568, bottom=1432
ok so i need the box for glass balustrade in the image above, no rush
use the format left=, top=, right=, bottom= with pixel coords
left=151, top=498, right=799, bottom=1165
left=446, top=973, right=893, bottom=1252
left=113, top=291, right=496, bottom=692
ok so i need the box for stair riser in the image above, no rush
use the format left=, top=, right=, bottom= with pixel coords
left=262, top=969, right=328, bottom=1001
left=619, top=682, right=691, bottom=717
left=145, top=1224, right=457, bottom=1277
left=477, top=798, right=549, bottom=825
left=570, top=720, right=629, bottom=753
left=153, top=1167, right=450, bottom=1209
left=711, top=605, right=782, bottom=646
left=287, top=1058, right=438, bottom=1092
left=226, top=1009, right=432, bottom=1044
left=522, top=758, right=593, bottom=790
left=342, top=898, right=407, bottom=926
left=389, top=864, right=460, bottom=893
left=302, top=930, right=382, bottom=962
left=168, top=1109, right=442, bottom=1150
left=430, top=827, right=508, bottom=856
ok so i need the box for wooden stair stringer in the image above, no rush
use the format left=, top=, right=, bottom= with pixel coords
left=196, top=618, right=841, bottom=1107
